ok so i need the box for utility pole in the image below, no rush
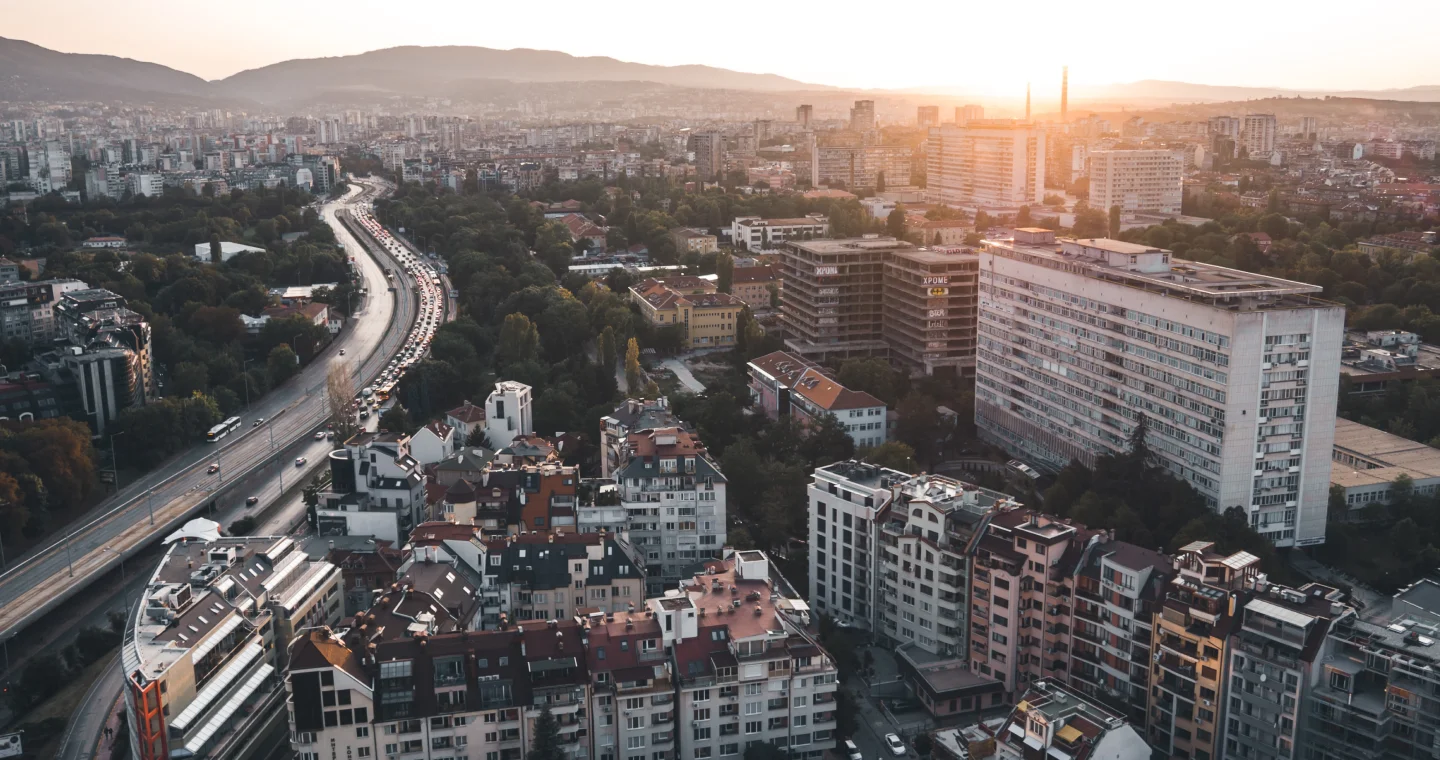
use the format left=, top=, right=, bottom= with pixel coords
left=108, top=431, right=126, bottom=491
left=65, top=532, right=74, bottom=577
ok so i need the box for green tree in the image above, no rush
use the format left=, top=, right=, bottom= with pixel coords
left=1016, top=205, right=1032, bottom=227
left=887, top=205, right=907, bottom=239
left=801, top=414, right=856, bottom=467
left=861, top=440, right=918, bottom=472
left=875, top=171, right=886, bottom=193
left=1108, top=205, right=1122, bottom=237
left=716, top=252, right=735, bottom=293
left=229, top=516, right=258, bottom=536
left=625, top=338, right=642, bottom=393
left=497, top=313, right=541, bottom=366
left=527, top=707, right=564, bottom=760
left=973, top=210, right=991, bottom=231
left=267, top=343, right=299, bottom=386
left=379, top=404, right=417, bottom=435
left=1073, top=207, right=1107, bottom=238
left=837, top=357, right=899, bottom=405
left=209, top=233, right=222, bottom=263
left=599, top=325, right=618, bottom=371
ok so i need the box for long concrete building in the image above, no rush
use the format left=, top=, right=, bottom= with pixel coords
left=975, top=228, right=1345, bottom=548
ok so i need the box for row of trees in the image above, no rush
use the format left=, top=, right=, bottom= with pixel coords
left=0, top=417, right=97, bottom=543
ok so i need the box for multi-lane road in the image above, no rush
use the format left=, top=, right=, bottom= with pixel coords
left=0, top=179, right=434, bottom=651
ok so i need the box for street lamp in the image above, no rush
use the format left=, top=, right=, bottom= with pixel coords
left=241, top=358, right=255, bottom=410
left=108, top=431, right=126, bottom=492
left=103, top=546, right=125, bottom=583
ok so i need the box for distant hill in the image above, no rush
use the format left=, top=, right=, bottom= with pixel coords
left=0, top=36, right=212, bottom=103
left=1080, top=79, right=1440, bottom=104
left=212, top=46, right=822, bottom=104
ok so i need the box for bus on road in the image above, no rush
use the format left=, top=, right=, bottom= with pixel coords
left=207, top=416, right=242, bottom=442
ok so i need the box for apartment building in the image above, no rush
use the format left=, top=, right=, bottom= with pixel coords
left=1149, top=541, right=1261, bottom=760
left=598, top=397, right=683, bottom=480
left=879, top=475, right=1020, bottom=659
left=747, top=351, right=888, bottom=448
left=917, top=106, right=940, bottom=129
left=587, top=614, right=675, bottom=760
left=957, top=105, right=985, bottom=124
left=976, top=228, right=1345, bottom=547
left=1303, top=578, right=1440, bottom=760
left=969, top=510, right=1085, bottom=698
left=731, top=215, right=829, bottom=253
left=807, top=461, right=905, bottom=630
left=688, top=131, right=725, bottom=181
left=482, top=532, right=645, bottom=626
left=1221, top=580, right=1349, bottom=760
left=926, top=121, right=1046, bottom=210
left=881, top=245, right=980, bottom=377
left=1089, top=149, right=1184, bottom=216
left=991, top=679, right=1153, bottom=760
left=0, top=278, right=86, bottom=345
left=669, top=551, right=839, bottom=760
left=813, top=144, right=912, bottom=190
left=850, top=100, right=876, bottom=132
left=124, top=533, right=342, bottom=760
left=316, top=431, right=427, bottom=544
left=483, top=381, right=534, bottom=451
left=1243, top=114, right=1278, bottom=157
left=778, top=237, right=896, bottom=362
left=609, top=425, right=727, bottom=592
left=1068, top=537, right=1171, bottom=728
left=629, top=278, right=745, bottom=350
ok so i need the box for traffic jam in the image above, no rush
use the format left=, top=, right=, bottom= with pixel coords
left=349, top=204, right=445, bottom=421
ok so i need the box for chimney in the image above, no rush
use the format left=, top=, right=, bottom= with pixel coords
left=1025, top=82, right=1031, bottom=121
left=1061, top=66, right=1069, bottom=122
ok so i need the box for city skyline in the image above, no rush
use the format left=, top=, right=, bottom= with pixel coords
left=6, top=0, right=1440, bottom=94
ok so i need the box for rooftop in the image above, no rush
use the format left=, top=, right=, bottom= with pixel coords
left=1331, top=417, right=1440, bottom=489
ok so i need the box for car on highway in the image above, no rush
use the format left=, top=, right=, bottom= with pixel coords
left=207, top=463, right=220, bottom=474
left=884, top=734, right=906, bottom=757
left=360, top=409, right=369, bottom=419
left=314, top=431, right=326, bottom=440
left=253, top=418, right=264, bottom=427
left=295, top=457, right=307, bottom=467
left=339, top=348, right=346, bottom=355
left=245, top=496, right=259, bottom=506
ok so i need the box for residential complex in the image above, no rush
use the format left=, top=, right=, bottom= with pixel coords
left=1244, top=114, right=1279, bottom=158
left=730, top=215, right=829, bottom=253
left=975, top=228, right=1345, bottom=547
left=729, top=264, right=779, bottom=310
left=989, top=680, right=1152, bottom=760
left=926, top=121, right=1047, bottom=211
left=1089, top=149, right=1184, bottom=215
left=284, top=549, right=838, bottom=760
left=124, top=529, right=342, bottom=760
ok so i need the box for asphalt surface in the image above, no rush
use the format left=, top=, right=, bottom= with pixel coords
left=41, top=178, right=452, bottom=760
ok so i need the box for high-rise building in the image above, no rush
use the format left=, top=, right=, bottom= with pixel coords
left=813, top=143, right=912, bottom=190
left=796, top=104, right=813, bottom=128
left=0, top=278, right=88, bottom=345
left=975, top=228, right=1344, bottom=547
left=1243, top=114, right=1278, bottom=157
left=1088, top=149, right=1184, bottom=215
left=881, top=246, right=980, bottom=377
left=687, top=130, right=725, bottom=181
left=850, top=100, right=876, bottom=132
left=1208, top=116, right=1241, bottom=139
left=807, top=460, right=905, bottom=631
left=917, top=106, right=940, bottom=129
left=1299, top=116, right=1319, bottom=140
left=778, top=237, right=894, bottom=362
left=957, top=105, right=985, bottom=124
left=926, top=121, right=1047, bottom=209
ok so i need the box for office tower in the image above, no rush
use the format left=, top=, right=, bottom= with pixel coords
left=687, top=130, right=725, bottom=181
left=850, top=99, right=876, bottom=132
left=1088, top=149, right=1184, bottom=215
left=917, top=105, right=940, bottom=129
left=778, top=237, right=894, bottom=361
left=1300, top=116, right=1318, bottom=140
left=926, top=121, right=1046, bottom=208
left=1243, top=114, right=1277, bottom=156
left=1208, top=116, right=1241, bottom=139
left=957, top=105, right=985, bottom=124
left=797, top=104, right=813, bottom=128
left=881, top=246, right=980, bottom=377
left=975, top=228, right=1344, bottom=547
left=1061, top=66, right=1069, bottom=122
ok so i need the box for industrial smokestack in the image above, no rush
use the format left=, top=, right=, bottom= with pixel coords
left=1061, top=66, right=1069, bottom=123
left=1025, top=82, right=1031, bottom=121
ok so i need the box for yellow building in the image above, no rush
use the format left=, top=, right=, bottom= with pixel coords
left=730, top=264, right=780, bottom=309
left=629, top=278, right=745, bottom=349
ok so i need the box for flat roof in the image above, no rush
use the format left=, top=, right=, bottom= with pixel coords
left=1331, top=418, right=1440, bottom=489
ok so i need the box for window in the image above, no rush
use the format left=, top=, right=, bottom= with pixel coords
left=744, top=721, right=762, bottom=734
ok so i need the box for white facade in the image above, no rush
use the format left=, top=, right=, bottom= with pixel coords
left=1243, top=114, right=1277, bottom=157
left=807, top=461, right=904, bottom=630
left=128, top=173, right=164, bottom=197
left=974, top=229, right=1344, bottom=547
left=409, top=422, right=454, bottom=466
left=483, top=381, right=532, bottom=449
left=731, top=215, right=829, bottom=253
left=1089, top=149, right=1183, bottom=216
left=926, top=121, right=1046, bottom=210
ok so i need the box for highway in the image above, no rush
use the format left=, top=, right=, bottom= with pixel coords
left=0, top=178, right=430, bottom=649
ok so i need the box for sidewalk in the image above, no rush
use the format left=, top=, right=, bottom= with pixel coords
left=661, top=358, right=706, bottom=393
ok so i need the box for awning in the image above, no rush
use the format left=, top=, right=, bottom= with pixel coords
left=184, top=663, right=274, bottom=753
left=171, top=642, right=263, bottom=731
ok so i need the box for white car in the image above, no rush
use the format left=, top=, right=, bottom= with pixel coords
left=314, top=431, right=326, bottom=440
left=884, top=734, right=906, bottom=757
left=843, top=740, right=862, bottom=760
left=295, top=457, right=307, bottom=467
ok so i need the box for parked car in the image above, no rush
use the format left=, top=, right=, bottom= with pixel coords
left=843, top=740, right=863, bottom=760
left=885, top=734, right=906, bottom=757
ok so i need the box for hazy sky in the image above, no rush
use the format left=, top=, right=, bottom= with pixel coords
left=7, top=0, right=1438, bottom=94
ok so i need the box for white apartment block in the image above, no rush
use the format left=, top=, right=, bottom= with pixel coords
left=926, top=121, right=1046, bottom=210
left=1243, top=114, right=1277, bottom=157
left=1088, top=150, right=1183, bottom=216
left=974, top=228, right=1344, bottom=547
left=807, top=461, right=905, bottom=630
left=731, top=215, right=829, bottom=253
left=484, top=381, right=533, bottom=450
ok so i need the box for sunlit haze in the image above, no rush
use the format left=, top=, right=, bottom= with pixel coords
left=7, top=0, right=1440, bottom=93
